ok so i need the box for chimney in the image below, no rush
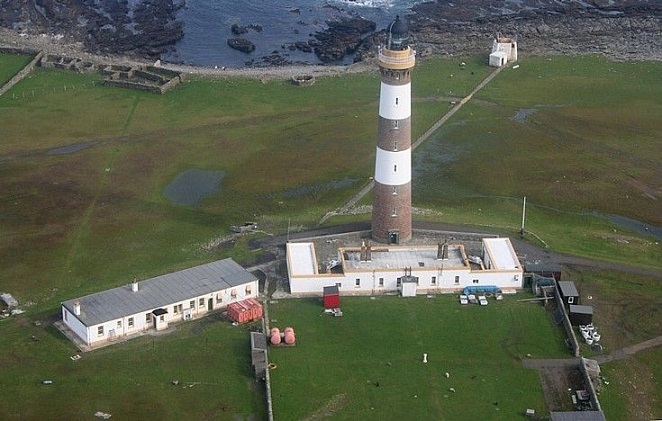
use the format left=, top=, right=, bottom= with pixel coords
left=366, top=240, right=372, bottom=262
left=132, top=278, right=139, bottom=292
left=73, top=300, right=81, bottom=316
left=360, top=241, right=367, bottom=262
left=437, top=241, right=449, bottom=260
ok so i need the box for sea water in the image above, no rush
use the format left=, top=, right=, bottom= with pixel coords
left=162, top=0, right=424, bottom=68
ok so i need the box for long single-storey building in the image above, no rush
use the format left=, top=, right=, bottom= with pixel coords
left=61, top=258, right=258, bottom=348
left=287, top=237, right=523, bottom=296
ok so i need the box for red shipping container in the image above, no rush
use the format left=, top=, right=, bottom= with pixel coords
left=323, top=285, right=340, bottom=309
left=228, top=298, right=263, bottom=324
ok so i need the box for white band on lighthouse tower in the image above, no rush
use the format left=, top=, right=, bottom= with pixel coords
left=374, top=148, right=411, bottom=185
left=379, top=83, right=411, bottom=120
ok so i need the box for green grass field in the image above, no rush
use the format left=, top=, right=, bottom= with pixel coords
left=268, top=295, right=568, bottom=420
left=0, top=313, right=265, bottom=419
left=0, top=52, right=660, bottom=419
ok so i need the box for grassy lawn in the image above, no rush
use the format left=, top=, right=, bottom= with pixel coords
left=0, top=53, right=659, bottom=419
left=0, top=313, right=265, bottom=419
left=269, top=295, right=568, bottom=420
left=0, top=52, right=33, bottom=85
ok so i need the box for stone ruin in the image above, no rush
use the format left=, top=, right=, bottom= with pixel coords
left=36, top=52, right=184, bottom=94
left=39, top=53, right=96, bottom=73
left=291, top=75, right=315, bottom=86
left=100, top=64, right=185, bottom=94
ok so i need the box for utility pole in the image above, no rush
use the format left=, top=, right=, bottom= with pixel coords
left=520, top=196, right=527, bottom=236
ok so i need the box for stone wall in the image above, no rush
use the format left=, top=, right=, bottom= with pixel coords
left=0, top=48, right=43, bottom=97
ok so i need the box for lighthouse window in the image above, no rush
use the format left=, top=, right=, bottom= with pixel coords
left=394, top=164, right=397, bottom=172
left=395, top=97, right=399, bottom=106
left=392, top=186, right=398, bottom=195
left=393, top=121, right=399, bottom=129
left=393, top=142, right=398, bottom=151
left=392, top=208, right=397, bottom=217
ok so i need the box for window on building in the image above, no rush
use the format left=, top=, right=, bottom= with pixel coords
left=199, top=298, right=205, bottom=307
left=473, top=279, right=479, bottom=284
left=355, top=278, right=360, bottom=287
left=392, top=208, right=397, bottom=217
left=395, top=97, right=399, bottom=106
left=568, top=297, right=574, bottom=304
left=379, top=278, right=384, bottom=287
left=145, top=313, right=151, bottom=324
left=216, top=293, right=223, bottom=303
left=231, top=289, right=237, bottom=298
left=117, top=320, right=122, bottom=329
left=128, top=317, right=134, bottom=328
left=246, top=285, right=252, bottom=295
left=396, top=277, right=402, bottom=287
left=190, top=300, right=195, bottom=309
left=173, top=305, right=179, bottom=314
left=392, top=186, right=398, bottom=195
left=454, top=276, right=460, bottom=284
left=393, top=164, right=397, bottom=172
left=97, top=326, right=104, bottom=337
left=159, top=315, right=165, bottom=323
left=393, top=142, right=398, bottom=151
left=431, top=276, right=437, bottom=285
left=393, top=121, right=399, bottom=130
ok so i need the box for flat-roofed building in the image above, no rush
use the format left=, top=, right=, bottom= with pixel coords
left=61, top=258, right=258, bottom=349
left=287, top=237, right=523, bottom=295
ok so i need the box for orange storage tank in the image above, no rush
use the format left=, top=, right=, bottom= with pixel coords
left=284, top=332, right=296, bottom=345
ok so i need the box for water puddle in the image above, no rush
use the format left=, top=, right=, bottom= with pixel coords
left=512, top=108, right=537, bottom=123
left=163, top=169, right=225, bottom=206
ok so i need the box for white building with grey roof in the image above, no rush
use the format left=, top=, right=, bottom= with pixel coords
left=61, top=258, right=258, bottom=349
left=287, top=237, right=522, bottom=296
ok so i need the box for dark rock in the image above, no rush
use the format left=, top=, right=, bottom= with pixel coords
left=231, top=24, right=248, bottom=35
left=227, top=37, right=256, bottom=53
left=313, top=16, right=376, bottom=63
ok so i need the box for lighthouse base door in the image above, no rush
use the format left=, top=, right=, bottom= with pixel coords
left=388, top=230, right=400, bottom=245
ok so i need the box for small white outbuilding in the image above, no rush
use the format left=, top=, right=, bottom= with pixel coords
left=489, top=34, right=518, bottom=67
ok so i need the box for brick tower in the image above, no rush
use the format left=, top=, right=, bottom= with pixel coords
left=372, top=15, right=416, bottom=244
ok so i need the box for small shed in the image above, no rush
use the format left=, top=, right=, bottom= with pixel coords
left=558, top=281, right=580, bottom=306
left=227, top=298, right=263, bottom=324
left=569, top=304, right=593, bottom=326
left=400, top=275, right=418, bottom=297
left=250, top=331, right=267, bottom=379
left=323, top=285, right=340, bottom=309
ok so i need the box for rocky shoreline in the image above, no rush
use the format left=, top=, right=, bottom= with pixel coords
left=0, top=0, right=660, bottom=69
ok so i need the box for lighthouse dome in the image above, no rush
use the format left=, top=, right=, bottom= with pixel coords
left=387, top=15, right=409, bottom=51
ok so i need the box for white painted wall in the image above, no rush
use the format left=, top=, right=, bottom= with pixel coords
left=62, top=308, right=89, bottom=344
left=379, top=82, right=411, bottom=120
left=289, top=267, right=522, bottom=295
left=374, top=148, right=411, bottom=185
left=63, top=279, right=260, bottom=347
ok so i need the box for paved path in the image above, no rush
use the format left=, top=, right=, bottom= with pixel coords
left=594, top=335, right=662, bottom=364
left=318, top=65, right=506, bottom=226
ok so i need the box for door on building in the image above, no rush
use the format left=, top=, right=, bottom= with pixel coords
left=208, top=298, right=213, bottom=311
left=388, top=230, right=399, bottom=245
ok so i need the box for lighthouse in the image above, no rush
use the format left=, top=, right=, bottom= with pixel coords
left=372, top=15, right=416, bottom=244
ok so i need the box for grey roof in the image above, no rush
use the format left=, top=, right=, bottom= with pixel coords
left=558, top=281, right=579, bottom=297
left=62, top=258, right=256, bottom=327
left=569, top=305, right=593, bottom=315
left=550, top=411, right=606, bottom=421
